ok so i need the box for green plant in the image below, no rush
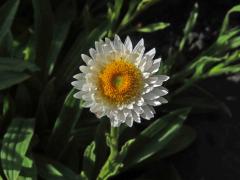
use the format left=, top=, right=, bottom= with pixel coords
left=0, top=0, right=239, bottom=179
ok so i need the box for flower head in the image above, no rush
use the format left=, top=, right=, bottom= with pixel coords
left=72, top=35, right=169, bottom=127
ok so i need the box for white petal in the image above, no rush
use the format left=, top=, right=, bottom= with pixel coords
left=125, top=113, right=133, bottom=127
left=141, top=105, right=154, bottom=120
left=110, top=114, right=122, bottom=127
left=96, top=110, right=105, bottom=118
left=143, top=72, right=151, bottom=78
left=149, top=105, right=156, bottom=114
left=143, top=91, right=159, bottom=100
left=89, top=48, right=97, bottom=60
left=127, top=103, right=134, bottom=109
left=147, top=75, right=169, bottom=87
left=95, top=41, right=103, bottom=54
left=146, top=99, right=162, bottom=106
left=90, top=104, right=100, bottom=113
left=158, top=86, right=168, bottom=95
left=138, top=56, right=147, bottom=70
left=71, top=81, right=84, bottom=90
left=102, top=43, right=113, bottom=54
left=83, top=100, right=93, bottom=107
left=149, top=58, right=161, bottom=74
left=143, top=85, right=154, bottom=94
left=132, top=110, right=141, bottom=123
left=143, top=56, right=153, bottom=71
left=114, top=34, right=124, bottom=52
left=79, top=66, right=90, bottom=73
left=116, top=110, right=126, bottom=123
left=158, top=97, right=168, bottom=104
left=73, top=91, right=85, bottom=99
left=81, top=54, right=92, bottom=65
left=136, top=97, right=145, bottom=106
left=82, top=93, right=93, bottom=101
left=145, top=48, right=156, bottom=59
left=133, top=38, right=144, bottom=55
left=123, top=108, right=131, bottom=118
left=157, top=75, right=169, bottom=81
left=73, top=73, right=84, bottom=80
left=151, top=87, right=168, bottom=96
left=133, top=105, right=144, bottom=114
left=124, top=36, right=133, bottom=52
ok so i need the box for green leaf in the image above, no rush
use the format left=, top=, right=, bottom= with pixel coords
left=220, top=4, right=240, bottom=35
left=18, top=156, right=37, bottom=180
left=92, top=118, right=109, bottom=179
left=32, top=0, right=53, bottom=78
left=179, top=3, right=198, bottom=51
left=119, top=0, right=160, bottom=31
left=0, top=118, right=34, bottom=180
left=0, top=31, right=14, bottom=56
left=124, top=108, right=191, bottom=168
left=137, top=22, right=170, bottom=33
left=157, top=125, right=196, bottom=159
left=0, top=0, right=19, bottom=43
left=189, top=56, right=224, bottom=77
left=0, top=71, right=29, bottom=91
left=46, top=89, right=83, bottom=158
left=0, top=58, right=39, bottom=90
left=35, top=78, right=56, bottom=136
left=35, top=155, right=80, bottom=180
left=117, top=139, right=135, bottom=163
left=0, top=58, right=39, bottom=72
left=108, top=0, right=123, bottom=23
left=47, top=0, right=76, bottom=75
left=209, top=64, right=240, bottom=76
left=81, top=141, right=96, bottom=179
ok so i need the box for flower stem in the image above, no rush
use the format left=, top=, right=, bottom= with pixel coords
left=97, top=127, right=119, bottom=180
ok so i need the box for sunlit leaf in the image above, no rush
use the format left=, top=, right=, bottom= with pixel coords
left=0, top=118, right=34, bottom=180
left=18, top=156, right=37, bottom=180
left=137, top=22, right=170, bottom=33
left=179, top=3, right=198, bottom=51
left=220, top=4, right=240, bottom=35
left=124, top=108, right=191, bottom=168
left=35, top=155, right=80, bottom=180
left=157, top=125, right=196, bottom=159
left=81, top=141, right=96, bottom=179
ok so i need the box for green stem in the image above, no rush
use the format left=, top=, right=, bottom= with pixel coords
left=97, top=127, right=119, bottom=180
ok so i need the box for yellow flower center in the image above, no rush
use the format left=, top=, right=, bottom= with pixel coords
left=98, top=59, right=143, bottom=105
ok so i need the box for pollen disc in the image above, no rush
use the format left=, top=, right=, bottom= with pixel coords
left=98, top=60, right=143, bottom=105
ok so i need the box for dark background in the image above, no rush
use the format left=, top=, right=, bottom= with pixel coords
left=143, top=0, right=240, bottom=180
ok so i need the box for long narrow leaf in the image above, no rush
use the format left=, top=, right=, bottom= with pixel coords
left=0, top=118, right=34, bottom=180
left=0, top=0, right=19, bottom=43
left=32, top=0, right=53, bottom=78
left=46, top=89, right=83, bottom=158
left=47, top=0, right=76, bottom=75
left=124, top=108, right=191, bottom=168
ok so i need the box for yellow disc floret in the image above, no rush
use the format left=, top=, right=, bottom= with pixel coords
left=98, top=59, right=143, bottom=105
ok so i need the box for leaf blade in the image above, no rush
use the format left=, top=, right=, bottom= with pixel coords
left=0, top=118, right=34, bottom=180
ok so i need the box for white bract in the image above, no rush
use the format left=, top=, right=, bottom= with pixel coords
left=72, top=35, right=169, bottom=127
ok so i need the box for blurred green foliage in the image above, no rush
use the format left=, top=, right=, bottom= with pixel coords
left=0, top=0, right=239, bottom=179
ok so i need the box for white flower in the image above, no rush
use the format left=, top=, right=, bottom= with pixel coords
left=71, top=35, right=169, bottom=127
